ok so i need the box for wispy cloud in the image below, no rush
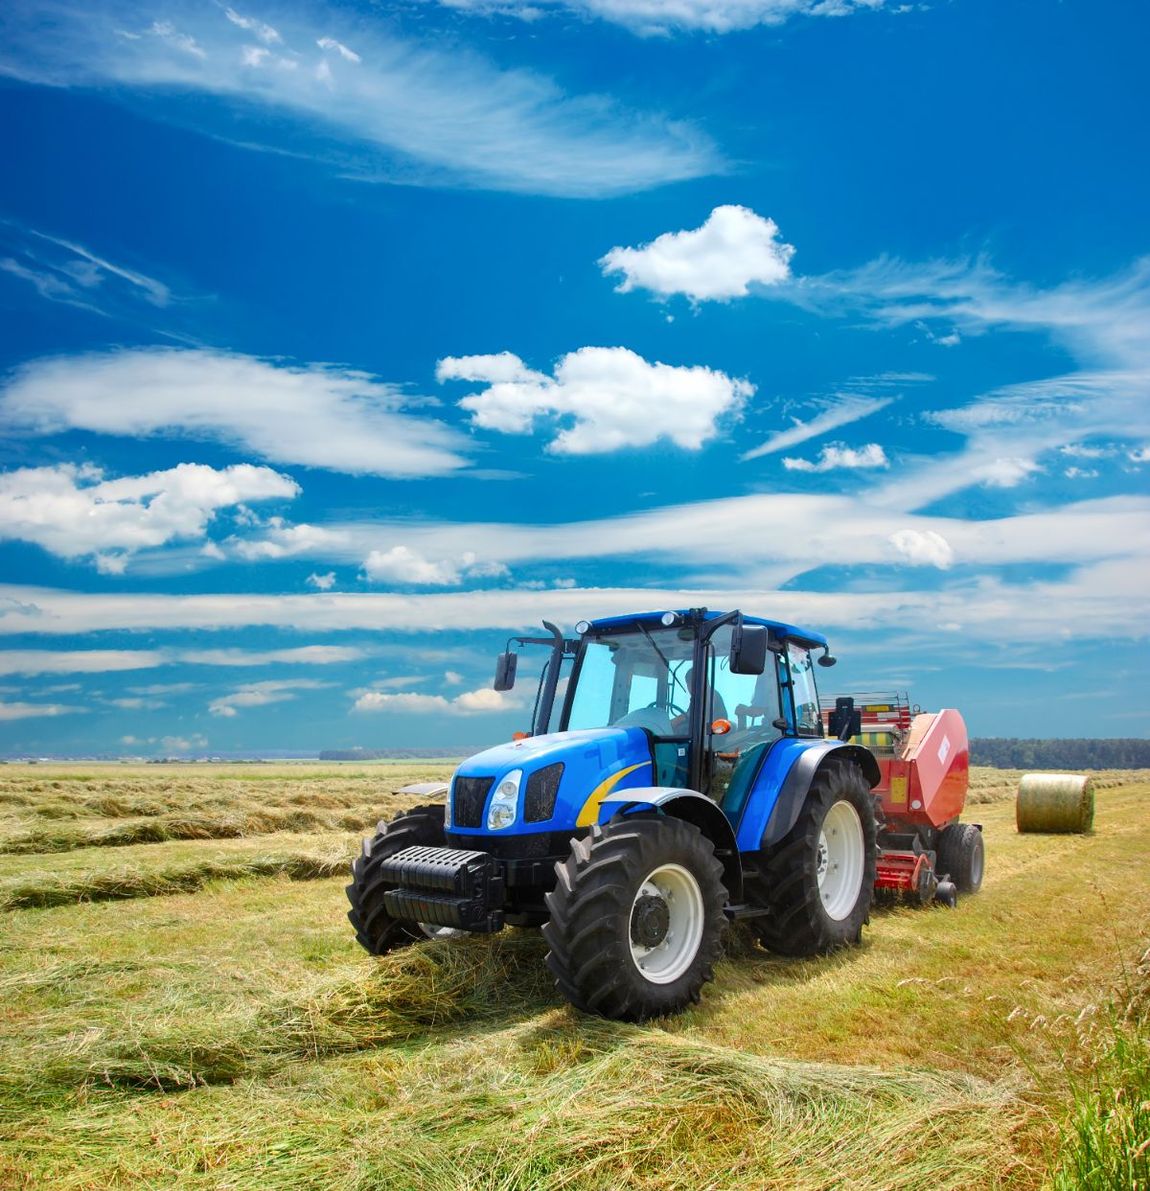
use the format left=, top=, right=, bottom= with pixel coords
left=2, top=558, right=1147, bottom=646
left=436, top=0, right=891, bottom=36
left=0, top=700, right=86, bottom=721
left=208, top=677, right=330, bottom=717
left=0, top=1, right=718, bottom=197
left=0, top=221, right=171, bottom=317
left=352, top=685, right=522, bottom=715
left=0, top=348, right=470, bottom=479
left=741, top=395, right=894, bottom=461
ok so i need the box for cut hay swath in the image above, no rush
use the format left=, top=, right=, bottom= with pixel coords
left=1016, top=773, right=1095, bottom=833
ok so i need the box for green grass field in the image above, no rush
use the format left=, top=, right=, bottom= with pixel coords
left=1, top=764, right=1147, bottom=1189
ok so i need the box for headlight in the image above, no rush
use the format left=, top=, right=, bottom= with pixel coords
left=487, top=768, right=522, bottom=831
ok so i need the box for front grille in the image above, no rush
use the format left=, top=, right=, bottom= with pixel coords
left=524, top=763, right=564, bottom=823
left=451, top=776, right=493, bottom=828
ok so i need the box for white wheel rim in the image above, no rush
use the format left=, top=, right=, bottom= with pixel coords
left=970, top=839, right=984, bottom=887
left=628, top=863, right=704, bottom=985
left=816, top=801, right=865, bottom=921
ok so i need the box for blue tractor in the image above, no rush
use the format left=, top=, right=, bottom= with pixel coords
left=347, top=607, right=881, bottom=1020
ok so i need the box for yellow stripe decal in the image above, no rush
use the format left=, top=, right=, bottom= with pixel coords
left=575, top=762, right=652, bottom=827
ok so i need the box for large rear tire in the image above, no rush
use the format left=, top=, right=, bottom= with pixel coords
left=346, top=804, right=446, bottom=955
left=755, top=759, right=877, bottom=957
left=543, top=816, right=727, bottom=1021
left=937, top=822, right=984, bottom=894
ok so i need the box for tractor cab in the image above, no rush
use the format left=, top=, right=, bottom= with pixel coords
left=496, top=608, right=832, bottom=820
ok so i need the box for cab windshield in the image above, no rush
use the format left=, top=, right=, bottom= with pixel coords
left=563, top=627, right=694, bottom=736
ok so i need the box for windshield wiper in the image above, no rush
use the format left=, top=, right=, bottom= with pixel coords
left=637, top=623, right=688, bottom=703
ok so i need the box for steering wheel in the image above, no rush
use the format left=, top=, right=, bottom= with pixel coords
left=647, top=700, right=687, bottom=719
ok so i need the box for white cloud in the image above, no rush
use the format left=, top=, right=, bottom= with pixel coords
left=353, top=685, right=522, bottom=715
left=0, top=349, right=469, bottom=478
left=317, top=37, right=360, bottom=62
left=782, top=443, right=889, bottom=473
left=0, top=700, right=85, bottom=719
left=306, top=571, right=337, bottom=591
left=0, top=700, right=86, bottom=720
left=444, top=670, right=465, bottom=685
left=183, top=646, right=365, bottom=667
left=230, top=520, right=347, bottom=560
left=1, top=1, right=717, bottom=197
left=159, top=734, right=207, bottom=753
left=0, top=650, right=164, bottom=676
left=0, top=462, right=298, bottom=571
left=437, top=0, right=890, bottom=35
left=439, top=346, right=753, bottom=453
left=0, top=645, right=364, bottom=677
left=363, top=546, right=466, bottom=587
left=209, top=678, right=330, bottom=717
left=600, top=206, right=795, bottom=301
left=0, top=565, right=1146, bottom=654
left=888, top=530, right=954, bottom=569
left=223, top=7, right=282, bottom=44
left=971, top=457, right=1041, bottom=488
left=741, top=396, right=894, bottom=461
left=1063, top=467, right=1099, bottom=480
left=1129, top=447, right=1150, bottom=464
left=362, top=546, right=510, bottom=587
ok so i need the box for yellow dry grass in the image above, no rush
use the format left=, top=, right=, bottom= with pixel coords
left=0, top=763, right=1146, bottom=1189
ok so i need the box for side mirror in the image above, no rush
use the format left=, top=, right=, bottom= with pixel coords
left=828, top=697, right=861, bottom=741
left=493, top=651, right=518, bottom=692
left=730, top=624, right=767, bottom=675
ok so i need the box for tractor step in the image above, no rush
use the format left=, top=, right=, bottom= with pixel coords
left=378, top=845, right=505, bottom=933
left=724, top=903, right=771, bottom=921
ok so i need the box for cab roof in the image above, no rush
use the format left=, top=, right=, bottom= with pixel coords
left=585, top=608, right=828, bottom=650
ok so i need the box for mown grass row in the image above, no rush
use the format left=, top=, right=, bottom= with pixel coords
left=0, top=805, right=398, bottom=855
left=0, top=846, right=352, bottom=910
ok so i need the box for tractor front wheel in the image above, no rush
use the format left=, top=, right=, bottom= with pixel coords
left=347, top=804, right=447, bottom=955
left=543, top=816, right=727, bottom=1021
left=937, top=822, right=984, bottom=894
left=755, top=759, right=877, bottom=957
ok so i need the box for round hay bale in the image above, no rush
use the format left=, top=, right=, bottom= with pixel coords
left=1016, top=773, right=1095, bottom=834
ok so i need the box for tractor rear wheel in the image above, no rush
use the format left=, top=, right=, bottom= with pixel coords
left=543, top=815, right=727, bottom=1021
left=755, top=759, right=877, bottom=957
left=937, top=822, right=984, bottom=894
left=347, top=804, right=446, bottom=955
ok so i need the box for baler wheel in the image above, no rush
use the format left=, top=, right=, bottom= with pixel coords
left=346, top=804, right=447, bottom=955
left=543, top=815, right=727, bottom=1021
left=936, top=822, right=984, bottom=895
left=755, top=759, right=877, bottom=957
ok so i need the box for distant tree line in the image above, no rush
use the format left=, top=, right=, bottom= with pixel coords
left=971, top=738, right=1150, bottom=769
left=319, top=748, right=467, bottom=761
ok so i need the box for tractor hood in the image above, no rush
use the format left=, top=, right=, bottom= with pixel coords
left=451, top=727, right=658, bottom=833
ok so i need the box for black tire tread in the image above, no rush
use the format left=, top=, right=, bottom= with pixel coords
left=753, top=759, right=877, bottom=957
left=936, top=822, right=984, bottom=895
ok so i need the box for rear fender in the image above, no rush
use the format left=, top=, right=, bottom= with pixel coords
left=735, top=741, right=880, bottom=851
left=598, top=787, right=743, bottom=903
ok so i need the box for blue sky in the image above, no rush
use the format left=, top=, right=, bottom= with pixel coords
left=0, top=0, right=1147, bottom=755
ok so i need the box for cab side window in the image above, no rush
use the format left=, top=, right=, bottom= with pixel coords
left=787, top=644, right=821, bottom=735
